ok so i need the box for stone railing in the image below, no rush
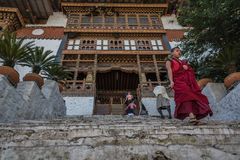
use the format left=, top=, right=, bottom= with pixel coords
left=0, top=75, right=66, bottom=122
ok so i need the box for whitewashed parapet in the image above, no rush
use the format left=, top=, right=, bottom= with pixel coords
left=202, top=83, right=227, bottom=106
left=0, top=75, right=27, bottom=122
left=42, top=80, right=66, bottom=117
left=202, top=83, right=240, bottom=121
left=0, top=75, right=66, bottom=122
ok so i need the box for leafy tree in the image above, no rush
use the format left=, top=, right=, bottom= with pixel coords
left=177, top=0, right=240, bottom=80
left=0, top=31, right=34, bottom=67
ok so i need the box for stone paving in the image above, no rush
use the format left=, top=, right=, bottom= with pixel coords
left=0, top=116, right=239, bottom=160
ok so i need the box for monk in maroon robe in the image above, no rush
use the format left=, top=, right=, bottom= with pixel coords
left=166, top=47, right=213, bottom=124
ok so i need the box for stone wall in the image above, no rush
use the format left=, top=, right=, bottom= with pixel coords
left=202, top=83, right=240, bottom=121
left=0, top=75, right=66, bottom=122
left=142, top=83, right=240, bottom=121
left=0, top=116, right=239, bottom=160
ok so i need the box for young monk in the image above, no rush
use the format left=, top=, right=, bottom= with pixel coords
left=165, top=47, right=213, bottom=125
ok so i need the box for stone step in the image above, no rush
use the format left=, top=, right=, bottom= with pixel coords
left=0, top=116, right=239, bottom=160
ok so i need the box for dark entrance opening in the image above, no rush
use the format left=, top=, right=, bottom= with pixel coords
left=146, top=72, right=157, bottom=82
left=95, top=70, right=139, bottom=115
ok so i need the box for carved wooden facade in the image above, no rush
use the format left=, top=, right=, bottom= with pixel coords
left=61, top=1, right=170, bottom=114
left=0, top=0, right=55, bottom=24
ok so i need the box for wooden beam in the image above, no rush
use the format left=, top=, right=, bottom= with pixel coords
left=24, top=0, right=35, bottom=23
left=15, top=0, right=24, bottom=15
left=28, top=0, right=40, bottom=18
left=41, top=0, right=49, bottom=18
left=61, top=2, right=168, bottom=8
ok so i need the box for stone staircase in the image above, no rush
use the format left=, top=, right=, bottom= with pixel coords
left=111, top=104, right=124, bottom=115
left=0, top=116, right=239, bottom=160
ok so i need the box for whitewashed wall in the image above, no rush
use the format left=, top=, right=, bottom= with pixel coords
left=64, top=97, right=95, bottom=115
left=26, top=12, right=67, bottom=27
left=161, top=15, right=185, bottom=30
left=14, top=39, right=62, bottom=80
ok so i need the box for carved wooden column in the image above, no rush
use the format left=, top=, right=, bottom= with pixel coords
left=153, top=54, right=160, bottom=84
left=137, top=54, right=142, bottom=84
left=93, top=54, right=98, bottom=84
left=93, top=54, right=98, bottom=97
left=73, top=54, right=80, bottom=87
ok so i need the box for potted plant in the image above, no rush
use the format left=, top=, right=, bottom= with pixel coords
left=197, top=78, right=212, bottom=90
left=0, top=31, right=33, bottom=86
left=22, top=46, right=56, bottom=88
left=224, top=72, right=240, bottom=89
left=42, top=64, right=72, bottom=92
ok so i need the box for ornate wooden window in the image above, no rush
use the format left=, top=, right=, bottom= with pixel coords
left=128, top=15, right=138, bottom=26
left=67, top=14, right=163, bottom=29
left=66, top=39, right=164, bottom=51
left=81, top=40, right=95, bottom=50
left=123, top=40, right=130, bottom=50
left=68, top=14, right=80, bottom=27
left=96, top=40, right=108, bottom=50
left=93, top=16, right=103, bottom=26
left=105, top=16, right=115, bottom=26
left=136, top=40, right=151, bottom=50
left=109, top=40, right=123, bottom=50
left=117, top=16, right=126, bottom=27
left=67, top=39, right=80, bottom=50
left=151, top=40, right=164, bottom=50
left=139, top=15, right=149, bottom=27
left=150, top=15, right=162, bottom=29
left=81, top=16, right=91, bottom=26
left=130, top=40, right=136, bottom=50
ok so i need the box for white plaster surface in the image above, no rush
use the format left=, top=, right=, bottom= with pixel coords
left=169, top=41, right=182, bottom=48
left=161, top=15, right=185, bottom=30
left=64, top=97, right=94, bottom=115
left=26, top=12, right=67, bottom=27
left=45, top=12, right=67, bottom=27
left=14, top=39, right=62, bottom=80
left=22, top=39, right=62, bottom=57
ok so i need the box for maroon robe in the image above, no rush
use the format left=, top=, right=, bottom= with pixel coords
left=171, top=58, right=213, bottom=120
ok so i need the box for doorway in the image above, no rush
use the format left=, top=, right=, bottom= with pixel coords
left=95, top=70, right=139, bottom=115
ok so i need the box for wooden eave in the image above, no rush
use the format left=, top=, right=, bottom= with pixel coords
left=62, top=50, right=170, bottom=55
left=0, top=7, right=25, bottom=26
left=0, top=0, right=53, bottom=23
left=61, top=2, right=168, bottom=8
left=64, top=28, right=166, bottom=33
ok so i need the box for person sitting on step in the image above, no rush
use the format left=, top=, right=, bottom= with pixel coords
left=125, top=91, right=134, bottom=106
left=125, top=101, right=137, bottom=116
